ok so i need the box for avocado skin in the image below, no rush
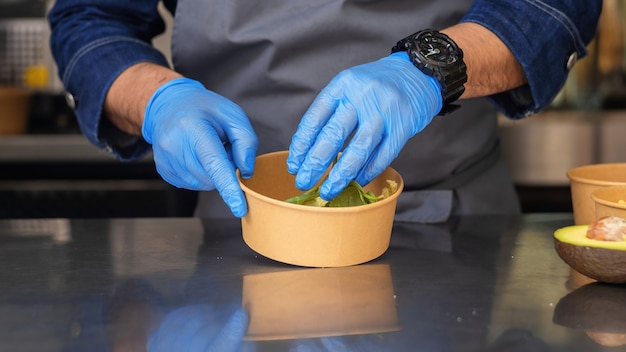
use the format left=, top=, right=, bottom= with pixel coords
left=553, top=282, right=626, bottom=333
left=554, top=238, right=626, bottom=284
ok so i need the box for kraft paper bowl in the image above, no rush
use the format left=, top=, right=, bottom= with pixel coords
left=567, top=163, right=626, bottom=225
left=592, top=186, right=626, bottom=219
left=238, top=150, right=404, bottom=267
left=0, top=87, right=31, bottom=135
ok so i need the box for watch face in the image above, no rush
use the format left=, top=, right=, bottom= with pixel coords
left=415, top=32, right=460, bottom=66
left=392, top=29, right=467, bottom=109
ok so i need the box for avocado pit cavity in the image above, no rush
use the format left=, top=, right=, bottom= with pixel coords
left=587, top=216, right=626, bottom=242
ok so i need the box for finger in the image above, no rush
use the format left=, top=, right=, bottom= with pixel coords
left=199, top=157, right=247, bottom=218
left=318, top=112, right=384, bottom=200
left=287, top=84, right=341, bottom=174
left=289, top=340, right=326, bottom=352
left=154, top=159, right=206, bottom=191
left=219, top=106, right=258, bottom=179
left=354, top=134, right=403, bottom=187
left=231, top=138, right=257, bottom=180
left=354, top=146, right=391, bottom=188
left=320, top=336, right=350, bottom=351
left=148, top=305, right=212, bottom=352
left=151, top=140, right=217, bottom=191
left=206, top=309, right=249, bottom=352
left=294, top=101, right=358, bottom=191
left=194, top=127, right=248, bottom=217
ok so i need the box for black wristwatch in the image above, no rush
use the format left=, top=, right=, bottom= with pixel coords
left=391, top=29, right=467, bottom=115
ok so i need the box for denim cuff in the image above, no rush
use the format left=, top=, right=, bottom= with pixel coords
left=461, top=0, right=600, bottom=119
left=63, top=36, right=170, bottom=161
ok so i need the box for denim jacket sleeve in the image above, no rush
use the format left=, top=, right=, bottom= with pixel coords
left=461, top=0, right=602, bottom=119
left=48, top=0, right=176, bottom=161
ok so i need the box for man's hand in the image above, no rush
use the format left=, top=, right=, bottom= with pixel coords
left=287, top=52, right=442, bottom=200
left=142, top=78, right=258, bottom=217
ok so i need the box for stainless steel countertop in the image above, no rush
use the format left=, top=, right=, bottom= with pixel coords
left=1, top=214, right=618, bottom=351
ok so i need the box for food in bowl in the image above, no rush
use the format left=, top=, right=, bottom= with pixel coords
left=285, top=179, right=398, bottom=207
left=554, top=216, right=626, bottom=283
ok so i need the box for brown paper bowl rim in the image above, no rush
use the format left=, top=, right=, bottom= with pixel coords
left=567, top=163, right=626, bottom=186
left=591, top=186, right=626, bottom=210
left=238, top=163, right=404, bottom=214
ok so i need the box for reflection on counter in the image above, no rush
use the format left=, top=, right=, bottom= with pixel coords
left=242, top=264, right=400, bottom=341
left=553, top=282, right=626, bottom=347
left=6, top=214, right=620, bottom=351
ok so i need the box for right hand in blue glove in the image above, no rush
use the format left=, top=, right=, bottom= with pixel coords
left=142, top=78, right=258, bottom=217
left=287, top=52, right=442, bottom=201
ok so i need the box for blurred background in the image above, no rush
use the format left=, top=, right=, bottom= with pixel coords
left=0, top=0, right=624, bottom=218
left=498, top=0, right=626, bottom=213
left=0, top=0, right=189, bottom=218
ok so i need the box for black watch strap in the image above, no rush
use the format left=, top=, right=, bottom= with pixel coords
left=392, top=29, right=467, bottom=115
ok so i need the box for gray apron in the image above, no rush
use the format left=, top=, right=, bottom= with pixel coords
left=170, top=0, right=521, bottom=222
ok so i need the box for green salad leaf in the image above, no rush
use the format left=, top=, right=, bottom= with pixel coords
left=285, top=179, right=398, bottom=207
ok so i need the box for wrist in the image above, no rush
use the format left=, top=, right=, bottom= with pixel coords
left=104, top=62, right=183, bottom=136
left=141, top=77, right=205, bottom=144
left=389, top=51, right=444, bottom=115
left=391, top=29, right=467, bottom=115
left=441, top=23, right=527, bottom=99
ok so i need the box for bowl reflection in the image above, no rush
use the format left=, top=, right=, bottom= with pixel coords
left=242, top=263, right=400, bottom=341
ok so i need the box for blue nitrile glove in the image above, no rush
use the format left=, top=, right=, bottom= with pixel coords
left=289, top=336, right=390, bottom=351
left=147, top=306, right=250, bottom=352
left=289, top=338, right=350, bottom=352
left=287, top=52, right=442, bottom=200
left=142, top=78, right=258, bottom=217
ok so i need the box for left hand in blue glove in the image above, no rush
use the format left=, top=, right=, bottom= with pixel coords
left=287, top=52, right=443, bottom=200
left=142, top=78, right=258, bottom=218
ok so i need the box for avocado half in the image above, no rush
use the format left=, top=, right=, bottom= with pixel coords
left=553, top=282, right=626, bottom=346
left=554, top=225, right=626, bottom=284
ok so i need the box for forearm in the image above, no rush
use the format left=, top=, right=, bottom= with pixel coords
left=441, top=23, right=527, bottom=100
left=104, top=62, right=182, bottom=136
left=456, top=0, right=601, bottom=118
left=48, top=0, right=174, bottom=160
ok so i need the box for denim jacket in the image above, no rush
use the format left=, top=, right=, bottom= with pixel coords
left=48, top=0, right=601, bottom=161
